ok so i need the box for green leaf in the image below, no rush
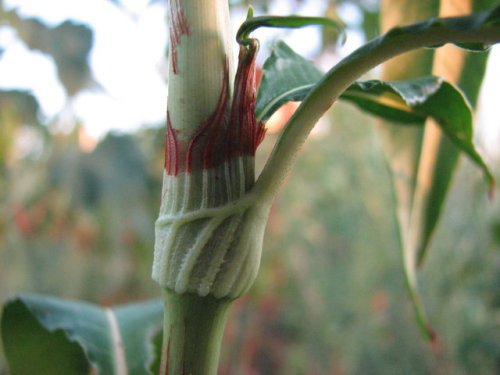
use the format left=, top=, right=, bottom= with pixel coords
left=342, top=77, right=494, bottom=191
left=255, top=6, right=500, bottom=134
left=256, top=40, right=431, bottom=122
left=256, top=6, right=500, bottom=124
left=256, top=42, right=494, bottom=192
left=1, top=294, right=163, bottom=375
left=375, top=0, right=499, bottom=341
left=256, top=41, right=322, bottom=121
left=376, top=0, right=440, bottom=342
left=237, top=14, right=345, bottom=46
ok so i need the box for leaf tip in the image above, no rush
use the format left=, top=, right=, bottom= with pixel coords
left=414, top=302, right=438, bottom=343
left=246, top=5, right=254, bottom=20
left=488, top=178, right=496, bottom=201
left=424, top=322, right=438, bottom=344
left=429, top=330, right=444, bottom=356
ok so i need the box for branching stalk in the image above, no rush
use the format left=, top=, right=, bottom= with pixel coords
left=253, top=14, right=500, bottom=205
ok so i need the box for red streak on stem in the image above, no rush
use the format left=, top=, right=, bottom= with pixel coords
left=186, top=58, right=230, bottom=172
left=160, top=325, right=172, bottom=375
left=164, top=40, right=266, bottom=176
left=228, top=40, right=266, bottom=159
left=184, top=45, right=265, bottom=172
left=165, top=112, right=180, bottom=175
left=182, top=319, right=187, bottom=375
left=169, top=0, right=190, bottom=74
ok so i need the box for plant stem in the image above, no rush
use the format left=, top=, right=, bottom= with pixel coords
left=159, top=289, right=232, bottom=375
left=154, top=0, right=268, bottom=373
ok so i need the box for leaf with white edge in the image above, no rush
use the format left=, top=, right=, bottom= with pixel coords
left=1, top=294, right=163, bottom=375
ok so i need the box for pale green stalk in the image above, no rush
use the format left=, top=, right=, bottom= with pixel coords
left=154, top=1, right=267, bottom=373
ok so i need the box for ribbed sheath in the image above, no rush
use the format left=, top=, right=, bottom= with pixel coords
left=153, top=158, right=266, bottom=299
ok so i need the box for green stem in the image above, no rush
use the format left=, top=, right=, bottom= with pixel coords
left=253, top=12, right=500, bottom=206
left=159, top=289, right=232, bottom=375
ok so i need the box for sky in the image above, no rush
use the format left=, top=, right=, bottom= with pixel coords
left=0, top=0, right=499, bottom=158
left=0, top=0, right=169, bottom=136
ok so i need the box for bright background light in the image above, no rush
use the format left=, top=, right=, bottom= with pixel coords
left=1, top=0, right=168, bottom=137
left=0, top=0, right=498, bottom=158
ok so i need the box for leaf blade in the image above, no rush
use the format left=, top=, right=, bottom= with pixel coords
left=256, top=41, right=323, bottom=121
left=256, top=42, right=494, bottom=190
left=1, top=298, right=90, bottom=375
left=340, top=77, right=494, bottom=191
left=1, top=294, right=163, bottom=375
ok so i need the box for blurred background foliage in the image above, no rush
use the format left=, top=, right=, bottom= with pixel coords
left=1, top=0, right=499, bottom=374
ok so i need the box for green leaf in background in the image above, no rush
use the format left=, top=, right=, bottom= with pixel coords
left=1, top=294, right=163, bottom=375
left=0, top=90, right=44, bottom=167
left=377, top=0, right=497, bottom=341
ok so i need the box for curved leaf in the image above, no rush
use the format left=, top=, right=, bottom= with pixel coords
left=256, top=42, right=494, bottom=192
left=408, top=0, right=499, bottom=267
left=342, top=77, right=494, bottom=192
left=256, top=5, right=500, bottom=124
left=1, top=294, right=163, bottom=375
left=237, top=14, right=345, bottom=46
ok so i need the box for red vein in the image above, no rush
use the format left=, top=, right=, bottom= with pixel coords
left=229, top=41, right=266, bottom=159
left=165, top=111, right=179, bottom=175
left=169, top=0, right=191, bottom=74
left=182, top=319, right=187, bottom=375
left=164, top=42, right=266, bottom=176
left=186, top=58, right=230, bottom=172
left=203, top=58, right=230, bottom=169
left=159, top=326, right=172, bottom=375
